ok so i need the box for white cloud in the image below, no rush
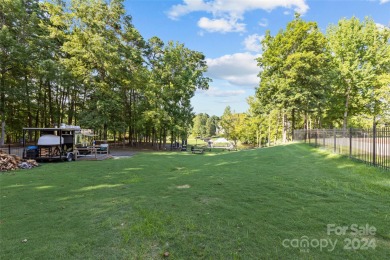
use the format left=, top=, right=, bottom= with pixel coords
left=198, top=17, right=246, bottom=33
left=200, top=87, right=246, bottom=97
left=168, top=0, right=309, bottom=19
left=168, top=0, right=309, bottom=33
left=167, top=0, right=211, bottom=20
left=206, top=52, right=260, bottom=87
left=217, top=98, right=245, bottom=104
left=380, top=0, right=390, bottom=4
left=243, top=34, right=264, bottom=53
left=258, top=18, right=268, bottom=27
left=376, top=23, right=385, bottom=30
left=376, top=23, right=390, bottom=31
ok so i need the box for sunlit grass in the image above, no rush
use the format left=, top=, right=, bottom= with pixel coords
left=0, top=143, right=389, bottom=259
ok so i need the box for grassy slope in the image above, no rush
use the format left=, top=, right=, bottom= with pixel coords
left=0, top=144, right=389, bottom=259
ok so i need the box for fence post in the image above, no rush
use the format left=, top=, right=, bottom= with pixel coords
left=373, top=124, right=376, bottom=166
left=333, top=128, right=336, bottom=153
left=8, top=144, right=11, bottom=154
left=315, top=129, right=318, bottom=147
left=349, top=128, right=352, bottom=158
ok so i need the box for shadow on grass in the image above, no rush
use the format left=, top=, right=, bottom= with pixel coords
left=1, top=143, right=389, bottom=259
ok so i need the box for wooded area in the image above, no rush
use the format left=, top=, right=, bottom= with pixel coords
left=255, top=15, right=389, bottom=143
left=0, top=0, right=210, bottom=148
left=1, top=1, right=389, bottom=149
left=196, top=14, right=389, bottom=147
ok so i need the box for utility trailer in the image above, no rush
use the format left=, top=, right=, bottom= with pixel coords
left=22, top=126, right=83, bottom=162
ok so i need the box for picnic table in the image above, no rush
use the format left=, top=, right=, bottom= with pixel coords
left=191, top=146, right=205, bottom=154
left=74, top=146, right=98, bottom=160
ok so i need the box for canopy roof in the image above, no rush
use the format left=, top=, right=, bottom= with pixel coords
left=214, top=138, right=229, bottom=143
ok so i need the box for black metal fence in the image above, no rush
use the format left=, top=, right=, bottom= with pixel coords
left=294, top=126, right=389, bottom=170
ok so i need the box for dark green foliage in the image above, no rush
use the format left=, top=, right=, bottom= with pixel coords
left=247, top=15, right=390, bottom=145
left=0, top=0, right=210, bottom=146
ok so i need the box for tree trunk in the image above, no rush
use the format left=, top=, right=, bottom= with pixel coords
left=47, top=81, right=54, bottom=127
left=113, top=130, right=116, bottom=148
left=162, top=128, right=167, bottom=150
left=123, top=129, right=126, bottom=148
left=159, top=128, right=163, bottom=150
left=0, top=75, right=5, bottom=146
left=343, top=85, right=351, bottom=131
left=282, top=110, right=287, bottom=143
left=43, top=88, right=47, bottom=127
left=128, top=89, right=133, bottom=146
left=267, top=114, right=271, bottom=147
left=0, top=118, right=5, bottom=146
left=68, top=97, right=74, bottom=125
left=24, top=73, right=33, bottom=128
left=275, top=111, right=280, bottom=145
left=304, top=113, right=308, bottom=141
left=291, top=108, right=295, bottom=141
left=170, top=130, right=174, bottom=150
left=103, top=123, right=108, bottom=140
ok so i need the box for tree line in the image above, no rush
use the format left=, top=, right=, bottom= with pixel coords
left=196, top=15, right=389, bottom=147
left=2, top=2, right=389, bottom=148
left=0, top=0, right=210, bottom=148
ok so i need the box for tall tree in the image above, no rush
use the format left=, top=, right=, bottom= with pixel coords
left=146, top=38, right=210, bottom=148
left=206, top=115, right=219, bottom=137
left=1, top=0, right=209, bottom=145
left=192, top=113, right=209, bottom=137
left=327, top=17, right=390, bottom=129
left=220, top=106, right=234, bottom=140
left=256, top=13, right=330, bottom=141
left=0, top=0, right=49, bottom=143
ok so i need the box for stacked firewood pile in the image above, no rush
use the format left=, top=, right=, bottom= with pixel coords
left=0, top=151, right=39, bottom=171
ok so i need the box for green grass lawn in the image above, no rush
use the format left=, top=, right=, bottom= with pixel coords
left=1, top=144, right=389, bottom=259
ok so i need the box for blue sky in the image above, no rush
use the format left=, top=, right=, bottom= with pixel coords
left=124, top=0, right=390, bottom=116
